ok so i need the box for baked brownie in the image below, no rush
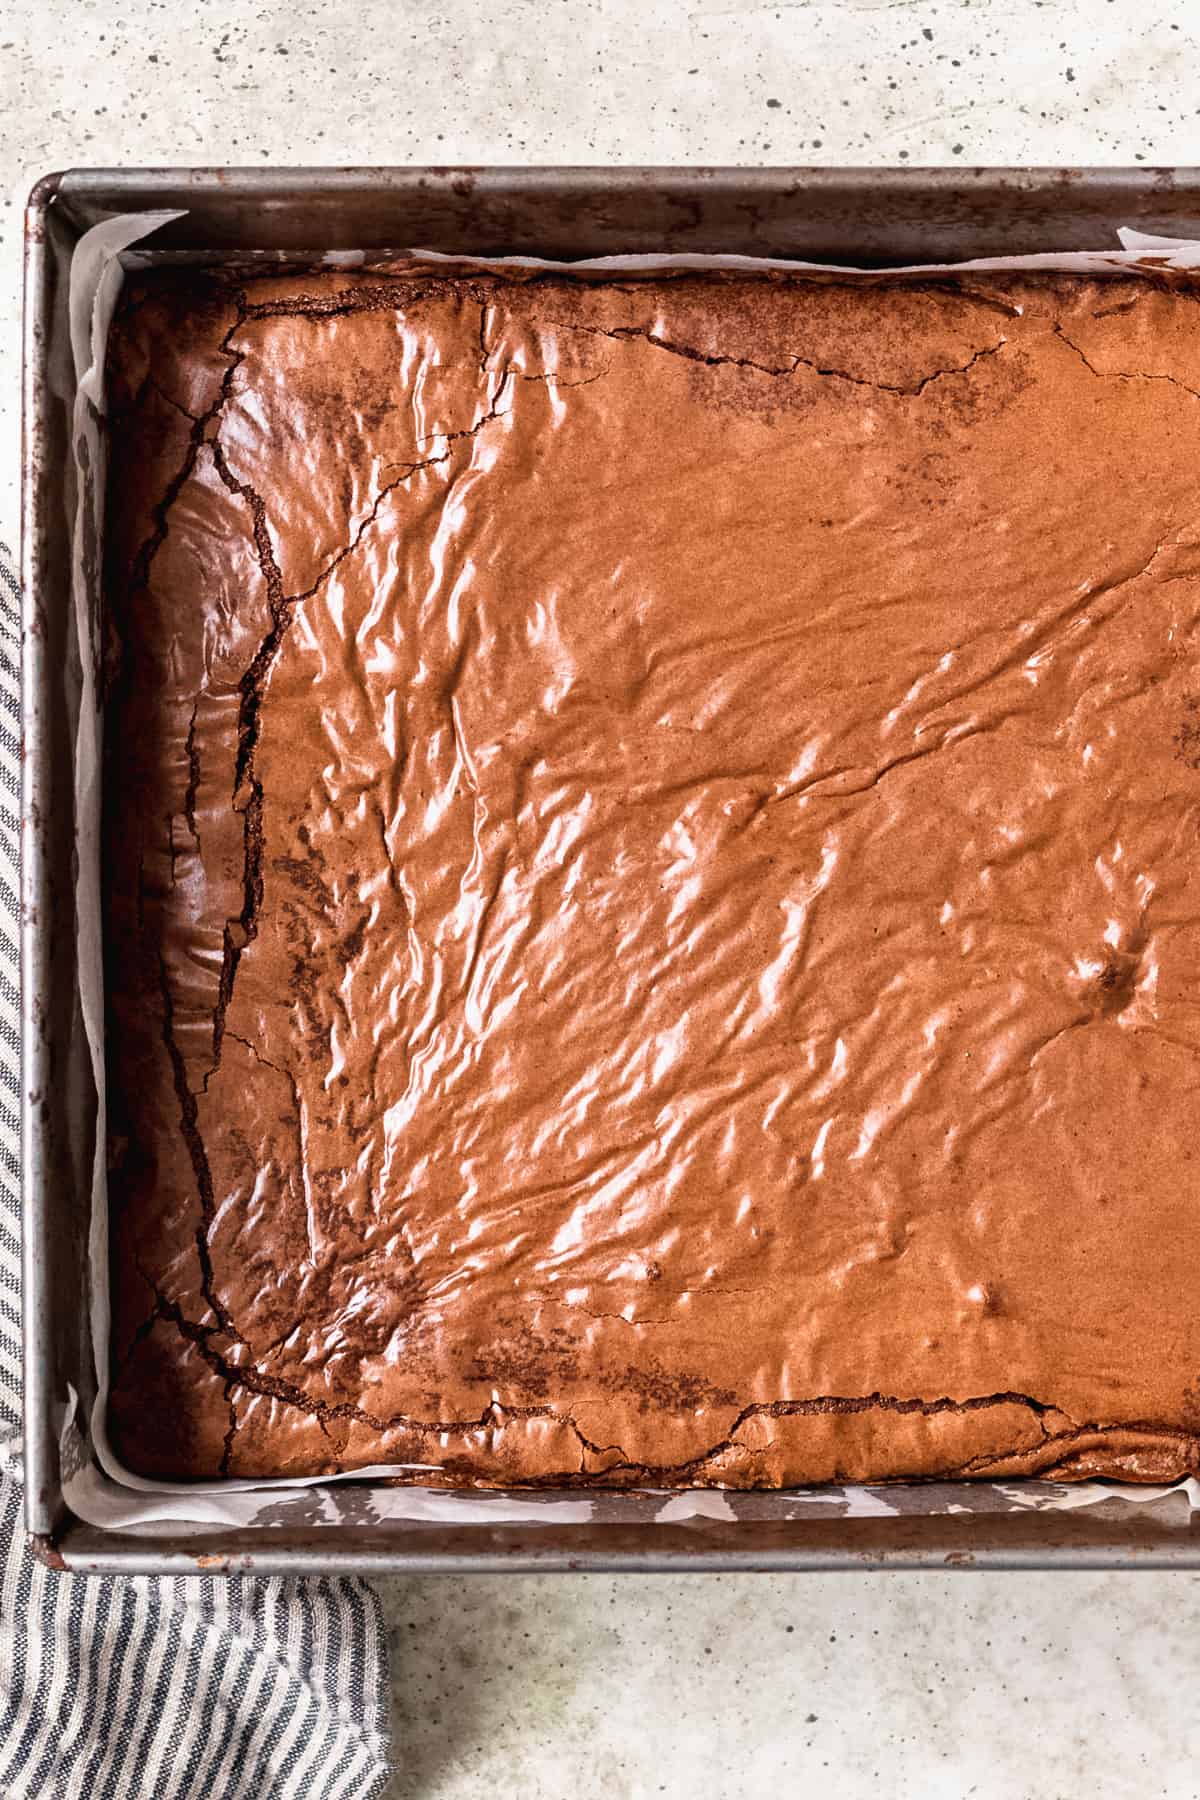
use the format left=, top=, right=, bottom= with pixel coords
left=103, top=267, right=1200, bottom=1483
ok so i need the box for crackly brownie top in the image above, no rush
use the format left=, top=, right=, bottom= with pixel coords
left=104, top=266, right=1200, bottom=1485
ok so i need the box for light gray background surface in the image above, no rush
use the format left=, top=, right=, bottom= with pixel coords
left=4, top=3, right=1200, bottom=1795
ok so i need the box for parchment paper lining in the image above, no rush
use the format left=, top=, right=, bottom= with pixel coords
left=63, top=214, right=1200, bottom=1533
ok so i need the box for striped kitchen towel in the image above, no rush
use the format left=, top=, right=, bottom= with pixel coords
left=0, top=540, right=393, bottom=1800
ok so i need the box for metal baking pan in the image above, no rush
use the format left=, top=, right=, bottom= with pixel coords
left=23, top=166, right=1200, bottom=1573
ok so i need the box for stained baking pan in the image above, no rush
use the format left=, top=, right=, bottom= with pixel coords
left=22, top=166, right=1200, bottom=1573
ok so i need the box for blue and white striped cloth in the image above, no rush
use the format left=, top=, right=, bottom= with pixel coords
left=0, top=541, right=393, bottom=1800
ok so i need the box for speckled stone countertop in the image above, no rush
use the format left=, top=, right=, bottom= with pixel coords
left=5, top=2, right=1200, bottom=1795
